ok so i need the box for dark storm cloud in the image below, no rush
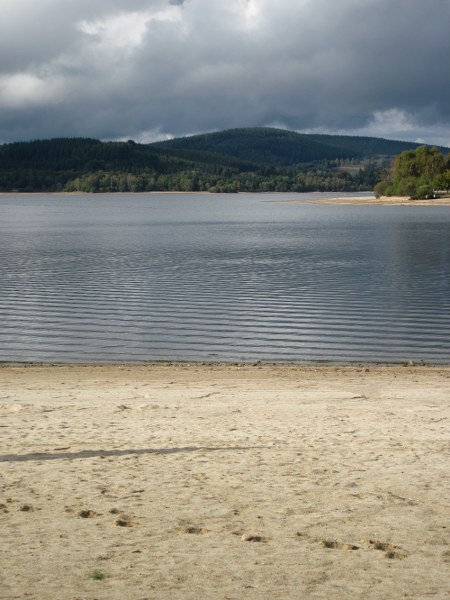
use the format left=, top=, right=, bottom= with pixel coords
left=0, top=0, right=449, bottom=145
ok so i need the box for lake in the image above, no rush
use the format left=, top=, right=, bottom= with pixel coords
left=1, top=192, right=449, bottom=363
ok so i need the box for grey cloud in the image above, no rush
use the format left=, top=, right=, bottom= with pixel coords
left=0, top=0, right=449, bottom=145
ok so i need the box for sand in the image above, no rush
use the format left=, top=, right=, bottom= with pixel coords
left=0, top=364, right=449, bottom=599
left=271, top=195, right=450, bottom=206
left=311, top=195, right=450, bottom=206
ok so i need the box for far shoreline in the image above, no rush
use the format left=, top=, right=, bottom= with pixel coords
left=1, top=190, right=450, bottom=205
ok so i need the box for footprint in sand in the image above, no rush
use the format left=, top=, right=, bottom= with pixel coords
left=368, top=539, right=408, bottom=559
left=241, top=533, right=269, bottom=543
left=178, top=526, right=209, bottom=535
left=19, top=504, right=37, bottom=513
left=319, top=539, right=360, bottom=551
left=78, top=509, right=97, bottom=519
left=316, top=537, right=406, bottom=558
left=114, top=513, right=137, bottom=527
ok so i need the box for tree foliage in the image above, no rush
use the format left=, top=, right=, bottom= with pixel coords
left=374, top=146, right=450, bottom=199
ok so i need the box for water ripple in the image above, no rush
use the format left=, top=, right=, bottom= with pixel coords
left=1, top=193, right=450, bottom=363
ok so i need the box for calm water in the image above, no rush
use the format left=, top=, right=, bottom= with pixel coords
left=1, top=192, right=449, bottom=363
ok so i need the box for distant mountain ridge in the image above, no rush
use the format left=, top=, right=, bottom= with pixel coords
left=0, top=127, right=447, bottom=193
left=152, top=127, right=448, bottom=166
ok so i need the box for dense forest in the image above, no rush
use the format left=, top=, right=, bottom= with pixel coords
left=374, top=146, right=450, bottom=199
left=154, top=127, right=438, bottom=166
left=0, top=127, right=447, bottom=193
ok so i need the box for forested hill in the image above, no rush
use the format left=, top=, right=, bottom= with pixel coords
left=152, top=128, right=444, bottom=166
left=1, top=128, right=447, bottom=193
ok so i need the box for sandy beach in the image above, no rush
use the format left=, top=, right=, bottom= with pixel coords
left=275, top=195, right=450, bottom=206
left=312, top=196, right=450, bottom=206
left=1, top=364, right=449, bottom=599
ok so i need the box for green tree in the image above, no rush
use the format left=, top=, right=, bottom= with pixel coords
left=375, top=145, right=448, bottom=199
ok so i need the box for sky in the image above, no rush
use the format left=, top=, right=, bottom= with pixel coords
left=1, top=0, right=449, bottom=146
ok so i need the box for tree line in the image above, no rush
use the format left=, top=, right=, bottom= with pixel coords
left=0, top=137, right=381, bottom=193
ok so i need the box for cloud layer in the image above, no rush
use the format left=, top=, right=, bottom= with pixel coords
left=1, top=0, right=449, bottom=145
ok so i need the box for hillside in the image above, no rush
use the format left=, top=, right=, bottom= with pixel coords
left=153, top=127, right=444, bottom=166
left=1, top=128, right=447, bottom=193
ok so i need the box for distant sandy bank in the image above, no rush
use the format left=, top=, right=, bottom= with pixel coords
left=312, top=195, right=450, bottom=206
left=271, top=195, right=450, bottom=206
left=1, top=363, right=449, bottom=599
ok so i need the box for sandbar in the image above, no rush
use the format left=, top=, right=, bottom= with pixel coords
left=310, top=195, right=450, bottom=206
left=270, top=195, right=450, bottom=206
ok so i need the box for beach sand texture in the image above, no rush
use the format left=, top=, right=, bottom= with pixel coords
left=274, top=195, right=450, bottom=206
left=0, top=364, right=449, bottom=599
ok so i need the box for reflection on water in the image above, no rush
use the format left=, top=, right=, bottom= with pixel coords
left=0, top=193, right=449, bottom=363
